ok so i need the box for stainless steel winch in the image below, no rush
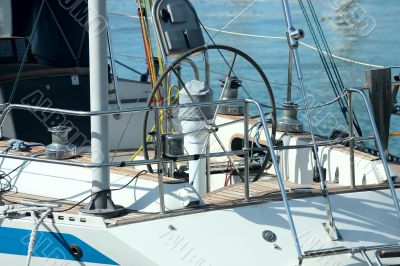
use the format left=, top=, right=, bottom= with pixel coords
left=46, top=126, right=77, bottom=160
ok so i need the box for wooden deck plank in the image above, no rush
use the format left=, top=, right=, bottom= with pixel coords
left=0, top=139, right=182, bottom=184
left=0, top=138, right=399, bottom=226
left=3, top=192, right=83, bottom=215
left=2, top=181, right=398, bottom=226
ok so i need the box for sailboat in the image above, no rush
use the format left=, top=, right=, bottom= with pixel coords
left=0, top=0, right=400, bottom=265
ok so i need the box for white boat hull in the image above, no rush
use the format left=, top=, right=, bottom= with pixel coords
left=1, top=188, right=400, bottom=265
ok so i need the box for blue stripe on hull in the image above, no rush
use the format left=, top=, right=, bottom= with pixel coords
left=0, top=227, right=118, bottom=265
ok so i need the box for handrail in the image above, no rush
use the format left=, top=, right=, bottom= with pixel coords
left=375, top=250, right=384, bottom=266
left=245, top=90, right=400, bottom=264
left=0, top=99, right=243, bottom=125
left=0, top=150, right=246, bottom=169
left=1, top=94, right=397, bottom=264
left=345, top=87, right=400, bottom=220
left=0, top=100, right=243, bottom=169
left=243, top=99, right=303, bottom=264
left=304, top=243, right=400, bottom=258
left=0, top=97, right=303, bottom=261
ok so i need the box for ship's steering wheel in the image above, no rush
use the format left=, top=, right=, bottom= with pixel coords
left=141, top=44, right=277, bottom=183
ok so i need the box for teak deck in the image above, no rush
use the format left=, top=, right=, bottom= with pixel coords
left=3, top=181, right=397, bottom=227
left=0, top=139, right=178, bottom=184
left=1, top=139, right=399, bottom=226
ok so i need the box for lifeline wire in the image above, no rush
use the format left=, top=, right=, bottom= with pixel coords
left=210, top=0, right=257, bottom=39
left=107, top=12, right=386, bottom=68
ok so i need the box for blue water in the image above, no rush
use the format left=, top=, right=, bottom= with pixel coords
left=107, top=0, right=400, bottom=154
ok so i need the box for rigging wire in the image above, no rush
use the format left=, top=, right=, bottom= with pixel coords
left=107, top=12, right=386, bottom=68
left=198, top=65, right=340, bottom=109
left=211, top=0, right=257, bottom=39
left=298, top=0, right=363, bottom=136
left=299, top=1, right=345, bottom=113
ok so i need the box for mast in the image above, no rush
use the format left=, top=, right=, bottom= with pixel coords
left=82, top=0, right=121, bottom=216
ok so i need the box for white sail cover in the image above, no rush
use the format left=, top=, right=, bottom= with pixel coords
left=0, top=1, right=12, bottom=37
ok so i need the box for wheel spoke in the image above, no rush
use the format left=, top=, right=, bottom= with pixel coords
left=141, top=44, right=277, bottom=183
left=227, top=53, right=237, bottom=78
